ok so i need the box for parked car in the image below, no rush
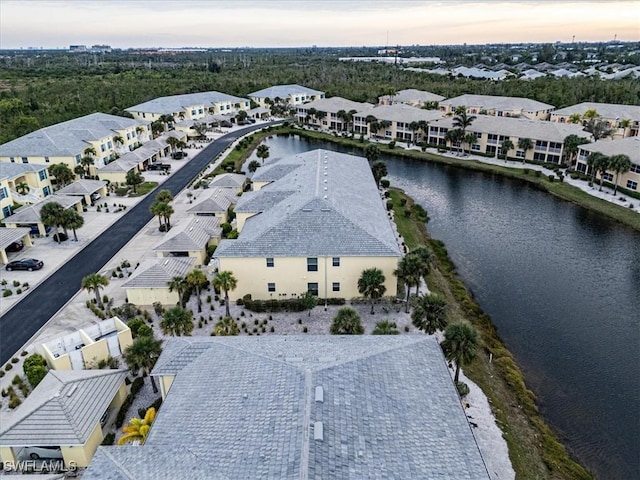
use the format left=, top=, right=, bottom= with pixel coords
left=6, top=241, right=24, bottom=252
left=91, top=192, right=101, bottom=201
left=28, top=225, right=52, bottom=236
left=5, top=258, right=43, bottom=271
left=147, top=163, right=171, bottom=171
left=171, top=152, right=186, bottom=160
left=20, top=446, right=63, bottom=460
left=246, top=117, right=256, bottom=124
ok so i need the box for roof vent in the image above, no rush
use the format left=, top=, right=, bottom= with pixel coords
left=323, top=195, right=328, bottom=199
left=314, top=421, right=324, bottom=441
left=324, top=187, right=328, bottom=191
left=67, top=385, right=78, bottom=397
left=315, top=386, right=324, bottom=403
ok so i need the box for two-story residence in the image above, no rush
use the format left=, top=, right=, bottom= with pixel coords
left=427, top=115, right=589, bottom=163
left=550, top=102, right=640, bottom=138
left=439, top=94, right=555, bottom=120
left=215, top=149, right=401, bottom=301
left=0, top=113, right=151, bottom=174
left=248, top=84, right=325, bottom=108
left=126, top=91, right=250, bottom=122
left=575, top=136, right=640, bottom=192
left=296, top=97, right=373, bottom=132
left=353, top=104, right=443, bottom=142
left=0, top=163, right=53, bottom=220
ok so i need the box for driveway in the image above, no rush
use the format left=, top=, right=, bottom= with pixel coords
left=0, top=122, right=281, bottom=365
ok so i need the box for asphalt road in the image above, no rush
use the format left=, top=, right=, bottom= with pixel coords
left=0, top=122, right=280, bottom=365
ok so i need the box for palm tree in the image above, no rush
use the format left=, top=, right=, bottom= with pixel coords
left=256, top=144, right=270, bottom=164
left=411, top=294, right=447, bottom=334
left=81, top=273, right=109, bottom=307
left=74, top=165, right=86, bottom=178
left=394, top=254, right=423, bottom=313
left=49, top=163, right=74, bottom=187
left=212, top=271, right=238, bottom=317
left=160, top=306, right=194, bottom=336
left=247, top=160, right=261, bottom=173
left=411, top=246, right=434, bottom=288
left=500, top=139, right=514, bottom=159
left=371, top=161, right=387, bottom=188
left=369, top=121, right=380, bottom=138
left=445, top=129, right=464, bottom=155
left=586, top=152, right=608, bottom=188
left=186, top=269, right=208, bottom=313
left=40, top=201, right=66, bottom=243
left=336, top=109, right=347, bottom=130
left=155, top=189, right=173, bottom=204
left=452, top=110, right=476, bottom=151
left=330, top=307, right=364, bottom=334
left=563, top=134, right=590, bottom=166
left=608, top=154, right=631, bottom=195
left=213, top=316, right=240, bottom=336
left=80, top=156, right=94, bottom=177
left=123, top=335, right=162, bottom=393
left=417, top=120, right=429, bottom=143
left=619, top=118, right=632, bottom=138
left=112, top=135, right=125, bottom=150
left=408, top=121, right=420, bottom=144
left=126, top=170, right=144, bottom=193
left=517, top=138, right=533, bottom=164
left=63, top=208, right=84, bottom=241
left=149, top=201, right=165, bottom=229
left=166, top=136, right=180, bottom=152
left=118, top=407, right=156, bottom=445
left=442, top=322, right=479, bottom=383
left=379, top=120, right=392, bottom=138
left=83, top=146, right=97, bottom=158
left=364, top=144, right=380, bottom=163
left=372, top=320, right=399, bottom=335
left=167, top=276, right=188, bottom=307
left=568, top=113, right=582, bottom=124
left=585, top=118, right=613, bottom=142
left=156, top=202, right=174, bottom=229
left=15, top=182, right=29, bottom=195
left=357, top=268, right=386, bottom=314
left=463, top=132, right=477, bottom=155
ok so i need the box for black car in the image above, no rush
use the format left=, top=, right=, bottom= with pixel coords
left=6, top=241, right=24, bottom=253
left=5, top=258, right=43, bottom=271
left=171, top=152, right=186, bottom=160
left=147, top=163, right=171, bottom=171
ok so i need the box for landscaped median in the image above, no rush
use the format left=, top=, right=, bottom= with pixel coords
left=387, top=187, right=593, bottom=479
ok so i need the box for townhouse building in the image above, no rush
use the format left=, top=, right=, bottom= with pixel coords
left=550, top=102, right=640, bottom=138
left=125, top=91, right=250, bottom=122
left=0, top=113, right=151, bottom=173
left=248, top=84, right=325, bottom=108
left=296, top=97, right=373, bottom=131
left=576, top=136, right=640, bottom=192
left=378, top=88, right=445, bottom=107
left=427, top=115, right=589, bottom=163
left=215, top=149, right=401, bottom=301
left=439, top=94, right=555, bottom=120
left=0, top=163, right=52, bottom=219
left=353, top=103, right=443, bottom=142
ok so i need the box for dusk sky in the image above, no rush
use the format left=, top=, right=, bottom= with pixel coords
left=1, top=0, right=638, bottom=49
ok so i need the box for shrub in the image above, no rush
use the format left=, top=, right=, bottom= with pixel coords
left=386, top=200, right=393, bottom=211
left=388, top=140, right=396, bottom=149
left=5, top=364, right=12, bottom=371
left=8, top=397, right=21, bottom=409
left=13, top=280, right=20, bottom=287
left=303, top=326, right=308, bottom=333
left=153, top=302, right=165, bottom=316
left=101, top=433, right=115, bottom=445
left=399, top=198, right=407, bottom=206
left=330, top=307, right=364, bottom=335
left=11, top=357, right=19, bottom=364
left=137, top=325, right=153, bottom=337
left=3, top=290, right=12, bottom=297
left=548, top=175, right=555, bottom=182
left=456, top=381, right=470, bottom=398
left=534, top=170, right=542, bottom=177
left=127, top=318, right=145, bottom=337
left=380, top=179, right=390, bottom=188
left=12, top=375, right=22, bottom=385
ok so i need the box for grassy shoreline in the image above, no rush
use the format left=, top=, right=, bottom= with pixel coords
left=271, top=126, right=640, bottom=232
left=388, top=188, right=593, bottom=479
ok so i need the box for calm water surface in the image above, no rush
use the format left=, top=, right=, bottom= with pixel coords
left=262, top=135, right=640, bottom=479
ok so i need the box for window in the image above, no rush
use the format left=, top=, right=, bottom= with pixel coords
left=42, top=186, right=51, bottom=196
left=101, top=144, right=106, bottom=152
left=107, top=141, right=113, bottom=149
left=267, top=283, right=276, bottom=292
left=75, top=155, right=81, bottom=164
left=533, top=152, right=546, bottom=161
left=516, top=151, right=525, bottom=159
left=307, top=283, right=319, bottom=296
left=0, top=187, right=7, bottom=199
left=601, top=172, right=613, bottom=182
left=44, top=156, right=50, bottom=163
left=472, top=144, right=481, bottom=151
left=9, top=157, right=15, bottom=163
left=630, top=163, right=640, bottom=174
left=198, top=108, right=203, bottom=114
left=332, top=257, right=340, bottom=267
left=266, top=258, right=274, bottom=267
left=39, top=170, right=47, bottom=181
left=21, top=157, right=28, bottom=163
left=307, top=257, right=318, bottom=272
left=2, top=206, right=11, bottom=218
left=332, top=282, right=340, bottom=292
left=191, top=110, right=196, bottom=116
left=626, top=180, right=638, bottom=191
left=142, top=113, right=146, bottom=118
left=576, top=162, right=587, bottom=173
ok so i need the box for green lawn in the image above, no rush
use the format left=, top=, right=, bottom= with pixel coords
left=128, top=181, right=158, bottom=197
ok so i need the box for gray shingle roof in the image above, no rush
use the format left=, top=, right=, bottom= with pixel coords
left=578, top=136, right=640, bottom=161
left=152, top=216, right=220, bottom=252
left=126, top=91, right=248, bottom=115
left=234, top=190, right=296, bottom=213
left=297, top=96, right=373, bottom=114
left=122, top=257, right=196, bottom=289
left=441, top=94, right=555, bottom=112
left=551, top=102, right=640, bottom=120
left=185, top=187, right=237, bottom=214
left=215, top=150, right=401, bottom=258
left=4, top=196, right=82, bottom=224
left=0, top=227, right=31, bottom=248
left=0, top=370, right=127, bottom=446
left=0, top=113, right=149, bottom=157
left=0, top=163, right=48, bottom=181
left=84, top=336, right=489, bottom=479
left=380, top=88, right=445, bottom=103
left=208, top=173, right=245, bottom=188
left=430, top=114, right=589, bottom=143
left=355, top=103, right=443, bottom=123
left=55, top=179, right=107, bottom=196
left=249, top=84, right=324, bottom=99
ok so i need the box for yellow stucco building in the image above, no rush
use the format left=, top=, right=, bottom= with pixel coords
left=215, top=149, right=402, bottom=301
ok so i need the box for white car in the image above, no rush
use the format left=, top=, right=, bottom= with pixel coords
left=20, top=446, right=63, bottom=460
left=91, top=192, right=101, bottom=201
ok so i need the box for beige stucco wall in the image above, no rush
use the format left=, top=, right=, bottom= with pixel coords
left=81, top=340, right=110, bottom=369
left=217, top=255, right=399, bottom=301
left=97, top=170, right=129, bottom=184
left=60, top=422, right=103, bottom=468
left=159, top=374, right=176, bottom=400
left=108, top=382, right=128, bottom=410
left=42, top=343, right=73, bottom=370
left=126, top=287, right=179, bottom=306
left=0, top=446, right=17, bottom=465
